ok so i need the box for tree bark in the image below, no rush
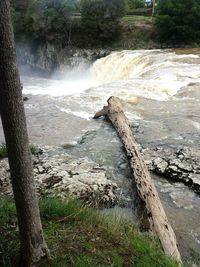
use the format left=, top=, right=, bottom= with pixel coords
left=0, top=1, right=48, bottom=266
left=152, top=0, right=156, bottom=16
left=94, top=96, right=182, bottom=264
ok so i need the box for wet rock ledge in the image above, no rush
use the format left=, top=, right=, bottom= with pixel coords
left=143, top=146, right=200, bottom=194
left=0, top=146, right=119, bottom=207
left=1, top=145, right=199, bottom=207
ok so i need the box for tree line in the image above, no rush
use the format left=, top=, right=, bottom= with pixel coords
left=156, top=0, right=200, bottom=44
left=11, top=0, right=200, bottom=47
left=11, top=0, right=128, bottom=46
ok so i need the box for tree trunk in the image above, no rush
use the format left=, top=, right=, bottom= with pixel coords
left=152, top=0, right=156, bottom=16
left=94, top=96, right=182, bottom=264
left=0, top=1, right=48, bottom=266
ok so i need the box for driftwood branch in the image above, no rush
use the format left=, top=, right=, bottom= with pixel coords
left=94, top=96, right=182, bottom=264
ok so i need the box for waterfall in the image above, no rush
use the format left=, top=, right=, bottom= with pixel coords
left=90, top=50, right=151, bottom=82
left=22, top=49, right=200, bottom=101
left=89, top=50, right=200, bottom=101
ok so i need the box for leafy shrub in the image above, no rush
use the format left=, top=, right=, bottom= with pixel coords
left=155, top=0, right=200, bottom=44
left=128, top=0, right=146, bottom=9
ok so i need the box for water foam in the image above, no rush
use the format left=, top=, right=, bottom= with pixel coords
left=59, top=108, right=93, bottom=120
left=23, top=50, right=200, bottom=102
left=23, top=77, right=96, bottom=96
left=90, top=50, right=200, bottom=101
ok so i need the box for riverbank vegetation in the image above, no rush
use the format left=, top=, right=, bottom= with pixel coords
left=0, top=196, right=178, bottom=267
left=0, top=143, right=41, bottom=159
left=155, top=0, right=200, bottom=45
left=11, top=0, right=200, bottom=49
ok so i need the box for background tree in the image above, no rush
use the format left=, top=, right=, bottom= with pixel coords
left=32, top=0, right=78, bottom=45
left=11, top=8, right=34, bottom=38
left=0, top=1, right=48, bottom=266
left=11, top=0, right=79, bottom=43
left=80, top=0, right=128, bottom=45
left=155, top=0, right=200, bottom=44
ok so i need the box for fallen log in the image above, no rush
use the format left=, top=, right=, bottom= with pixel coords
left=94, top=96, right=182, bottom=264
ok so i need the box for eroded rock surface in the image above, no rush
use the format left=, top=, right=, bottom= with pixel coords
left=143, top=146, right=200, bottom=194
left=0, top=146, right=119, bottom=207
left=1, top=144, right=200, bottom=210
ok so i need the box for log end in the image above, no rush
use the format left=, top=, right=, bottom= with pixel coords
left=93, top=106, right=108, bottom=119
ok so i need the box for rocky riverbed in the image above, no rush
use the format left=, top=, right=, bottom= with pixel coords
left=0, top=146, right=119, bottom=207
left=1, top=144, right=199, bottom=204
left=144, top=146, right=200, bottom=194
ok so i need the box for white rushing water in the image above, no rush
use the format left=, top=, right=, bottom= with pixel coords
left=20, top=48, right=200, bottom=143
left=23, top=49, right=200, bottom=102
left=23, top=77, right=97, bottom=96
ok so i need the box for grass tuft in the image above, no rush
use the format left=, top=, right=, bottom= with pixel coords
left=0, top=144, right=8, bottom=158
left=0, top=143, right=42, bottom=159
left=29, top=144, right=43, bottom=155
left=0, top=197, right=19, bottom=267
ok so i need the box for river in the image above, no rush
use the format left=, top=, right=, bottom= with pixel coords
left=0, top=49, right=200, bottom=265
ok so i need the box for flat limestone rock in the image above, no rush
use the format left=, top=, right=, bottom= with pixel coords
left=0, top=147, right=119, bottom=207
left=143, top=146, right=200, bottom=194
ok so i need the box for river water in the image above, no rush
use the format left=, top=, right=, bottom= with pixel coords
left=0, top=49, right=200, bottom=264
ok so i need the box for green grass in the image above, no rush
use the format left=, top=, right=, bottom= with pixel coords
left=0, top=144, right=8, bottom=159
left=0, top=197, right=179, bottom=267
left=121, top=15, right=152, bottom=24
left=0, top=197, right=19, bottom=267
left=29, top=144, right=42, bottom=155
left=107, top=15, right=159, bottom=50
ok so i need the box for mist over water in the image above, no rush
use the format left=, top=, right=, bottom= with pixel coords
left=23, top=76, right=96, bottom=96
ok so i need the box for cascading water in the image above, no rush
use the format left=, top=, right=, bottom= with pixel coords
left=90, top=49, right=200, bottom=101
left=23, top=49, right=200, bottom=101
left=0, top=49, right=200, bottom=264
